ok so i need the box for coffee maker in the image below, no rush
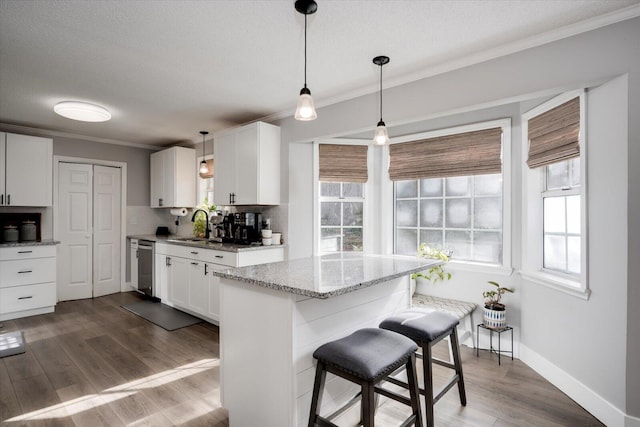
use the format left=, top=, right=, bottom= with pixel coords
left=222, top=212, right=262, bottom=244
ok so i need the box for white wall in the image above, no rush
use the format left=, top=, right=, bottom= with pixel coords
left=276, top=16, right=640, bottom=424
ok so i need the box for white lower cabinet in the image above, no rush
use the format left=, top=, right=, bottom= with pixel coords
left=0, top=245, right=57, bottom=321
left=155, top=243, right=283, bottom=324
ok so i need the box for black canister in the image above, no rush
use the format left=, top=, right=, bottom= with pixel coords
left=20, top=221, right=36, bottom=241
left=3, top=225, right=19, bottom=242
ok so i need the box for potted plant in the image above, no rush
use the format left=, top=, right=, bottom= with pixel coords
left=410, top=244, right=452, bottom=295
left=482, top=280, right=514, bottom=329
left=192, top=198, right=216, bottom=238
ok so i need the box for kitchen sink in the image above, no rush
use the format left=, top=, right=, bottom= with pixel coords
left=168, top=237, right=208, bottom=243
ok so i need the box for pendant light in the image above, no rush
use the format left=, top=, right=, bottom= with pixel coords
left=372, top=55, right=390, bottom=145
left=199, top=131, right=210, bottom=178
left=294, top=0, right=318, bottom=121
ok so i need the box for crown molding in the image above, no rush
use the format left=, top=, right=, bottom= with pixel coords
left=0, top=122, right=161, bottom=151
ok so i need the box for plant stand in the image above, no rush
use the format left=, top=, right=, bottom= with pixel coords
left=476, top=323, right=513, bottom=365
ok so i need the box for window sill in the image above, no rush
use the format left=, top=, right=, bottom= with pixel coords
left=447, top=260, right=513, bottom=276
left=519, top=270, right=590, bottom=300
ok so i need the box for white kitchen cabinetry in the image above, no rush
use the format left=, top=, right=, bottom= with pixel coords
left=155, top=243, right=284, bottom=323
left=0, top=132, right=53, bottom=206
left=213, top=122, right=280, bottom=206
left=150, top=146, right=196, bottom=208
left=0, top=245, right=57, bottom=321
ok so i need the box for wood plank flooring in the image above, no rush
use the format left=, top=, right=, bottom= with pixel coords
left=0, top=292, right=603, bottom=426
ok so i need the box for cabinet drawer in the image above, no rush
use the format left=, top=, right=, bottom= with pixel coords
left=0, top=282, right=56, bottom=314
left=163, top=244, right=238, bottom=267
left=0, top=245, right=56, bottom=261
left=0, top=257, right=57, bottom=288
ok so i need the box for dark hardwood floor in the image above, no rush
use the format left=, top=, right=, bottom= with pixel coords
left=1, top=292, right=603, bottom=426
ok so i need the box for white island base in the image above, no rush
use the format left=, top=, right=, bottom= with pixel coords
left=219, top=275, right=411, bottom=427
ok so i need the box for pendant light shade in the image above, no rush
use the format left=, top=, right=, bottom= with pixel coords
left=199, top=131, right=210, bottom=178
left=372, top=56, right=390, bottom=145
left=294, top=0, right=318, bottom=121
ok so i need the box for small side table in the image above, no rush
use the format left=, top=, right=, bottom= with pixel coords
left=476, top=324, right=513, bottom=365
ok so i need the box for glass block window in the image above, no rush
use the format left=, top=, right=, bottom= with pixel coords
left=320, top=182, right=364, bottom=253
left=394, top=173, right=503, bottom=264
left=543, top=158, right=581, bottom=275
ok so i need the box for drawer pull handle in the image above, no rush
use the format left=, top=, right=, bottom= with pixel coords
left=190, top=251, right=199, bottom=255
left=18, top=270, right=33, bottom=274
left=18, top=296, right=33, bottom=300
left=191, top=262, right=199, bottom=266
left=215, top=255, right=224, bottom=259
left=18, top=250, right=33, bottom=254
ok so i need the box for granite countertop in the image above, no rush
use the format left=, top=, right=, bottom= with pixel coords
left=127, top=234, right=285, bottom=253
left=0, top=239, right=60, bottom=248
left=211, top=252, right=441, bottom=299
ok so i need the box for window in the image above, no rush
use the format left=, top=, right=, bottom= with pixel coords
left=390, top=119, right=510, bottom=269
left=521, top=91, right=588, bottom=298
left=543, top=158, right=581, bottom=275
left=197, top=155, right=214, bottom=207
left=319, top=182, right=364, bottom=253
left=395, top=174, right=503, bottom=264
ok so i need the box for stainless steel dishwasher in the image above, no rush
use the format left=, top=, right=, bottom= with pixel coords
left=137, top=240, right=154, bottom=298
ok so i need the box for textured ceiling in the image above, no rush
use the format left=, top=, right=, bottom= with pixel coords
left=0, top=0, right=638, bottom=147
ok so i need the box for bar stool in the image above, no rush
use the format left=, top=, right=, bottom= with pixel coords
left=308, top=328, right=423, bottom=427
left=380, top=310, right=467, bottom=427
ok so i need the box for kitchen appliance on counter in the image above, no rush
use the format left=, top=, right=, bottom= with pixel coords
left=222, top=212, right=262, bottom=244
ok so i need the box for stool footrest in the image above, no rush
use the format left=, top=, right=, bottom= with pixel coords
left=323, top=392, right=362, bottom=422
left=434, top=374, right=461, bottom=404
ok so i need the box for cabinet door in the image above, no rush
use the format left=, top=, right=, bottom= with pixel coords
left=173, top=147, right=196, bottom=207
left=234, top=125, right=259, bottom=205
left=168, top=256, right=189, bottom=308
left=206, top=264, right=221, bottom=322
left=0, top=132, right=5, bottom=205
left=213, top=132, right=236, bottom=206
left=5, top=133, right=52, bottom=206
left=150, top=150, right=165, bottom=207
left=188, top=261, right=208, bottom=316
left=154, top=253, right=168, bottom=301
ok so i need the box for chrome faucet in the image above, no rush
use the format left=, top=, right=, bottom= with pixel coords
left=191, top=209, right=210, bottom=239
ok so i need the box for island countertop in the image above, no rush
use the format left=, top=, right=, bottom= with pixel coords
left=212, top=252, right=440, bottom=299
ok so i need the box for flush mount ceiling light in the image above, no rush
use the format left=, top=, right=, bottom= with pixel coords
left=199, top=131, right=210, bottom=178
left=294, top=0, right=318, bottom=121
left=372, top=55, right=390, bottom=146
left=54, top=101, right=111, bottom=122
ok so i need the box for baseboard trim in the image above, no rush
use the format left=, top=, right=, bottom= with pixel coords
left=520, top=343, right=636, bottom=427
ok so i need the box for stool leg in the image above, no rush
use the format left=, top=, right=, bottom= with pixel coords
left=362, top=380, right=375, bottom=427
left=422, top=341, right=435, bottom=427
left=450, top=328, right=467, bottom=406
left=406, top=352, right=423, bottom=427
left=308, top=361, right=327, bottom=427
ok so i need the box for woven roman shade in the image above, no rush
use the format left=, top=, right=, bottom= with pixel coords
left=527, top=97, right=580, bottom=168
left=388, top=127, right=503, bottom=181
left=319, top=144, right=368, bottom=183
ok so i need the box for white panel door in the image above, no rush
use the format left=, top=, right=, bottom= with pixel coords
left=93, top=165, right=122, bottom=297
left=168, top=256, right=189, bottom=308
left=57, top=163, right=93, bottom=301
left=213, top=133, right=236, bottom=206
left=0, top=132, right=6, bottom=205
left=234, top=125, right=258, bottom=205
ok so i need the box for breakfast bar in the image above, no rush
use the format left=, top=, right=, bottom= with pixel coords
left=212, top=253, right=441, bottom=427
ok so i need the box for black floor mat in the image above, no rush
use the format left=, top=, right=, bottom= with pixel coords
left=0, top=331, right=26, bottom=358
left=122, top=300, right=202, bottom=331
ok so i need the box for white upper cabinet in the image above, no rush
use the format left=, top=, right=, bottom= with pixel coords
left=213, top=122, right=280, bottom=206
left=150, top=146, right=196, bottom=208
left=0, top=132, right=53, bottom=207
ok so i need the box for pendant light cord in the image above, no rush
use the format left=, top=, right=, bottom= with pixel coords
left=379, top=63, right=383, bottom=121
left=304, top=13, right=308, bottom=88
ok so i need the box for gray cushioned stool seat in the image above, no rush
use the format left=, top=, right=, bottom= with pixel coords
left=313, top=328, right=418, bottom=380
left=379, top=310, right=459, bottom=343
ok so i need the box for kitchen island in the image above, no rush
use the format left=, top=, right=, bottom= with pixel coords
left=211, top=253, right=440, bottom=427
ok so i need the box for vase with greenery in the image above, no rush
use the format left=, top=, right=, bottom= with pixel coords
left=482, top=280, right=514, bottom=329
left=411, top=244, right=452, bottom=282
